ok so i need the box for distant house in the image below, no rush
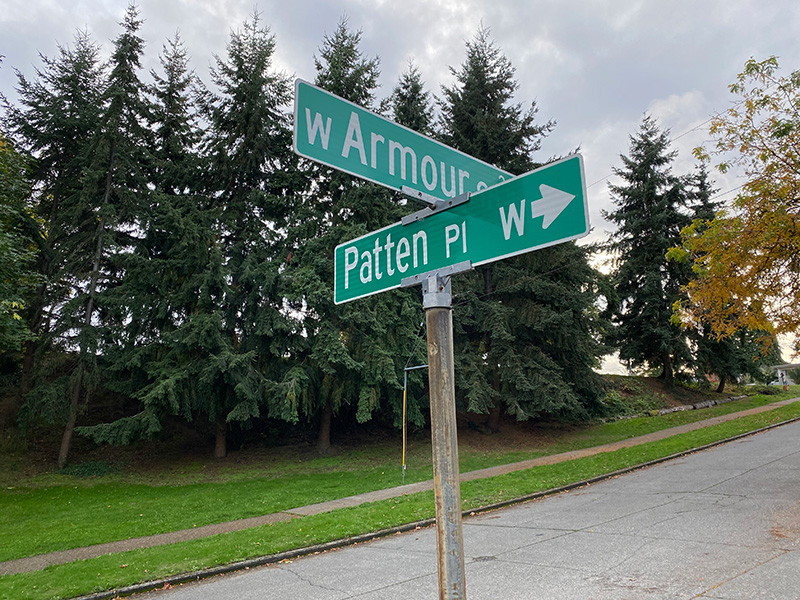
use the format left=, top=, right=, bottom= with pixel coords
left=766, top=363, right=800, bottom=386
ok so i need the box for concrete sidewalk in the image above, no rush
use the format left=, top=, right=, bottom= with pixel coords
left=2, top=397, right=798, bottom=577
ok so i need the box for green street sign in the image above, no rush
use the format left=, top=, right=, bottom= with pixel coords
left=334, top=154, right=589, bottom=304
left=293, top=79, right=511, bottom=199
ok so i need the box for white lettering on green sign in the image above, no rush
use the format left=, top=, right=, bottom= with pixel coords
left=294, top=80, right=511, bottom=200
left=333, top=154, right=589, bottom=304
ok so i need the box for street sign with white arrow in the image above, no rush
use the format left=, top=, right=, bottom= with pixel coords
left=334, top=154, right=589, bottom=304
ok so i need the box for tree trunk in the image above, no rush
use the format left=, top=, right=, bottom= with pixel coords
left=485, top=405, right=502, bottom=434
left=20, top=283, right=48, bottom=397
left=57, top=368, right=83, bottom=470
left=483, top=267, right=493, bottom=298
left=20, top=339, right=37, bottom=398
left=715, top=375, right=726, bottom=394
left=316, top=400, right=333, bottom=454
left=214, top=415, right=227, bottom=458
left=482, top=267, right=502, bottom=434
left=57, top=140, right=114, bottom=469
left=57, top=215, right=105, bottom=469
left=661, top=351, right=674, bottom=384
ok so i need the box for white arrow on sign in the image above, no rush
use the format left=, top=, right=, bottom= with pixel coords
left=335, top=154, right=588, bottom=304
left=531, top=185, right=576, bottom=229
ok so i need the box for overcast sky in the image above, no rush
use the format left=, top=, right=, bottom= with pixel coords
left=3, top=0, right=799, bottom=238
left=2, top=0, right=799, bottom=367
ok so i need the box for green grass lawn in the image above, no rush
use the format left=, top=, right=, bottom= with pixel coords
left=1, top=386, right=798, bottom=600
left=1, top=388, right=797, bottom=563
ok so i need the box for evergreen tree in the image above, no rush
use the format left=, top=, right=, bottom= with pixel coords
left=149, top=34, right=200, bottom=195
left=678, top=164, right=776, bottom=392
left=385, top=61, right=435, bottom=425
left=48, top=3, right=156, bottom=468
left=696, top=328, right=780, bottom=391
left=190, top=13, right=297, bottom=457
left=7, top=3, right=155, bottom=466
left=285, top=19, right=423, bottom=453
left=605, top=116, right=693, bottom=384
left=5, top=27, right=120, bottom=468
left=0, top=131, right=39, bottom=357
left=389, top=62, right=434, bottom=135
left=4, top=31, right=105, bottom=399
left=439, top=28, right=554, bottom=176
left=76, top=34, right=210, bottom=448
left=438, top=27, right=606, bottom=430
left=686, top=163, right=717, bottom=223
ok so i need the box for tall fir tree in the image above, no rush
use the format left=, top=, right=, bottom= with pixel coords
left=695, top=328, right=781, bottom=391
left=439, top=28, right=554, bottom=176
left=604, top=116, right=693, bottom=384
left=148, top=34, right=200, bottom=195
left=48, top=3, right=156, bottom=468
left=191, top=13, right=298, bottom=457
left=438, top=28, right=606, bottom=430
left=389, top=61, right=434, bottom=136
left=285, top=19, right=423, bottom=453
left=0, top=131, right=38, bottom=358
left=385, top=61, right=436, bottom=422
left=5, top=31, right=105, bottom=403
left=76, top=34, right=212, bottom=447
left=686, top=163, right=717, bottom=224
left=5, top=18, right=148, bottom=468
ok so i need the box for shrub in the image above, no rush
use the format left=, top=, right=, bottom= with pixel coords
left=60, top=460, right=116, bottom=477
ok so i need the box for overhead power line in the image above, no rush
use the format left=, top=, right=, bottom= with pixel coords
left=587, top=93, right=756, bottom=197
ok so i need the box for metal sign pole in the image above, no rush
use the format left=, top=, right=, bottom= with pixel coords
left=403, top=261, right=472, bottom=600
left=399, top=203, right=474, bottom=599
left=421, top=270, right=466, bottom=600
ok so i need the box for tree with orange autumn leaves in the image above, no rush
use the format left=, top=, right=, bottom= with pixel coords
left=672, top=57, right=800, bottom=355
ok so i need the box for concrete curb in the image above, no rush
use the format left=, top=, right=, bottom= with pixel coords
left=73, top=411, right=800, bottom=600
left=73, top=521, right=438, bottom=600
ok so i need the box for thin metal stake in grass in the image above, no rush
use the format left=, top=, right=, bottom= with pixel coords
left=403, top=364, right=428, bottom=484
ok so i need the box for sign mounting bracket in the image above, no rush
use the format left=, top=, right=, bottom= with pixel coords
left=401, top=188, right=471, bottom=226
left=400, top=261, right=473, bottom=298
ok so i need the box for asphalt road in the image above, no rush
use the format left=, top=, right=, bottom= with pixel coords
left=138, top=420, right=800, bottom=599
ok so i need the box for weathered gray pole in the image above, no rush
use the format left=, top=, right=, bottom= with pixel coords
left=423, top=272, right=467, bottom=600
